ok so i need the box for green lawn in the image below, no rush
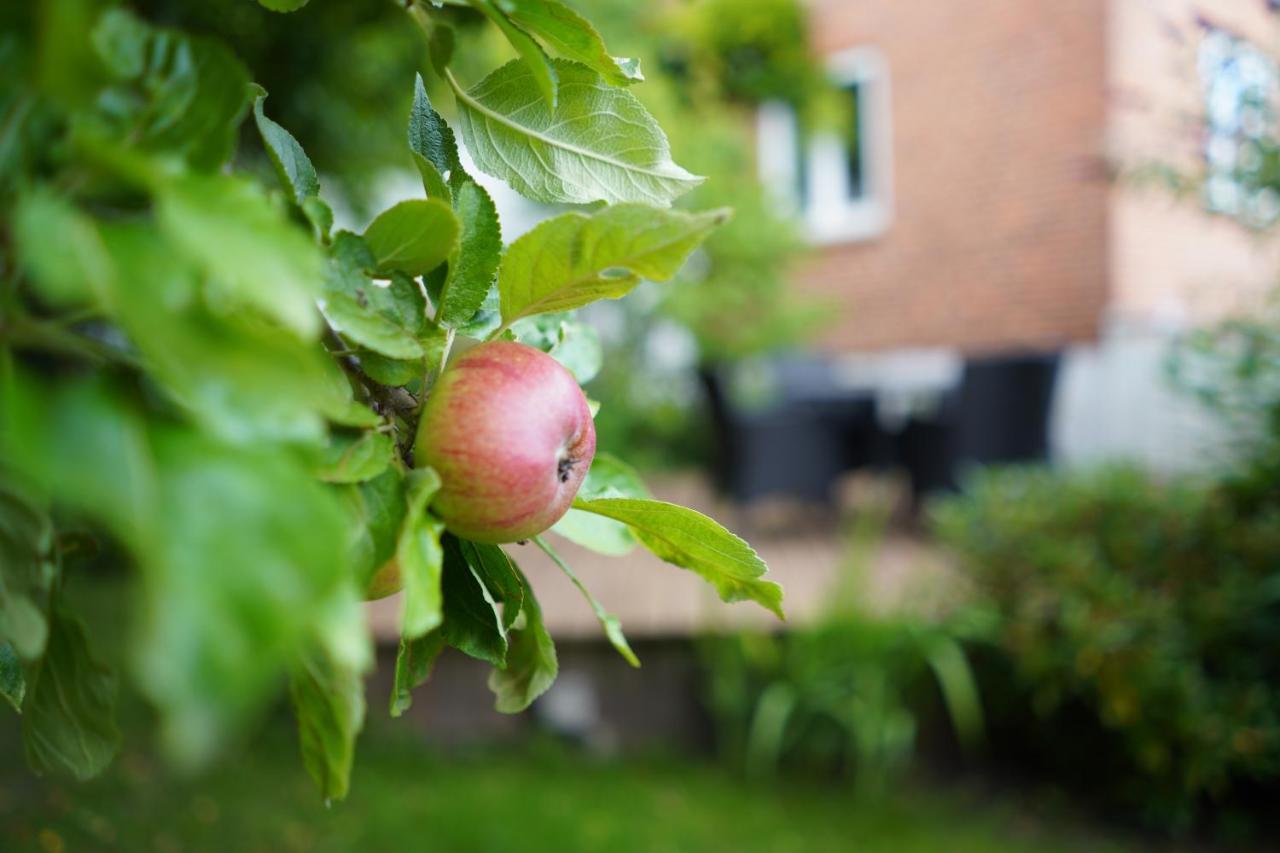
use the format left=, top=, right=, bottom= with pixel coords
left=0, top=712, right=1128, bottom=853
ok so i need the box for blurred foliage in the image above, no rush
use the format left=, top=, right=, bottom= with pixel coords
left=702, top=512, right=983, bottom=789
left=576, top=0, right=829, bottom=468
left=924, top=270, right=1280, bottom=834
left=0, top=702, right=1120, bottom=853
left=126, top=0, right=435, bottom=216
left=1167, top=299, right=1280, bottom=494
left=581, top=0, right=827, bottom=362
left=0, top=0, right=785, bottom=800
left=933, top=463, right=1280, bottom=831
left=703, top=616, right=982, bottom=789
left=110, top=0, right=830, bottom=470
left=929, top=297, right=1280, bottom=832
left=662, top=0, right=827, bottom=114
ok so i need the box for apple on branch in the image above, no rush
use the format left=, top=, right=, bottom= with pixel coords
left=414, top=340, right=596, bottom=544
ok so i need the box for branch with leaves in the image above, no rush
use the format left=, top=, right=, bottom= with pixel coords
left=0, top=0, right=783, bottom=802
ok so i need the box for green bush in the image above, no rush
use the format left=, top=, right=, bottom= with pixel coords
left=702, top=587, right=983, bottom=788
left=932, top=464, right=1280, bottom=828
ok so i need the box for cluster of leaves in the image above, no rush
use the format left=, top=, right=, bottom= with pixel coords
left=0, top=0, right=783, bottom=801
left=932, top=464, right=1280, bottom=829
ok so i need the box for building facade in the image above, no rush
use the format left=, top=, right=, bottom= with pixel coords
left=760, top=0, right=1280, bottom=469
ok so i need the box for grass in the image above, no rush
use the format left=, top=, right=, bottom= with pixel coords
left=0, top=710, right=1128, bottom=853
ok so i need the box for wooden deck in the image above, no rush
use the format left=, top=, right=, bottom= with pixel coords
left=367, top=472, right=954, bottom=642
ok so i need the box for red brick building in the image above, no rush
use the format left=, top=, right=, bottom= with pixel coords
left=759, top=0, right=1277, bottom=357
left=746, top=0, right=1280, bottom=470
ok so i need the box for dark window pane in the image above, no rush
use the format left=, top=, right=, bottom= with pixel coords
left=846, top=81, right=865, bottom=200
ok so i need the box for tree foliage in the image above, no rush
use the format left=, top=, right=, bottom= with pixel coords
left=0, top=0, right=783, bottom=799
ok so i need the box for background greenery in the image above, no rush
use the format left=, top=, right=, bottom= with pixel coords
left=1, top=0, right=786, bottom=806
left=927, top=306, right=1280, bottom=835
left=0, top=717, right=1128, bottom=853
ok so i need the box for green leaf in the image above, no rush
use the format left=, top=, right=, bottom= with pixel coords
left=358, top=351, right=422, bottom=386
left=438, top=180, right=502, bottom=329
left=397, top=468, right=445, bottom=639
left=140, top=432, right=353, bottom=767
left=551, top=452, right=648, bottom=556
left=577, top=452, right=649, bottom=501
left=303, top=196, right=334, bottom=242
left=571, top=498, right=785, bottom=619
left=322, top=293, right=426, bottom=360
left=534, top=537, right=637, bottom=667
left=453, top=286, right=503, bottom=340
left=0, top=484, right=55, bottom=660
left=12, top=190, right=113, bottom=308
left=324, top=399, right=382, bottom=430
left=362, top=199, right=459, bottom=278
left=253, top=89, right=320, bottom=205
left=258, top=0, right=311, bottom=11
left=341, top=466, right=407, bottom=591
left=467, top=0, right=558, bottom=109
left=289, top=641, right=365, bottom=804
left=22, top=608, right=121, bottom=781
left=390, top=631, right=446, bottom=717
left=156, top=173, right=325, bottom=338
left=510, top=313, right=600, bottom=382
left=93, top=10, right=252, bottom=170
left=412, top=152, right=452, bottom=205
left=100, top=223, right=333, bottom=444
left=498, top=204, right=728, bottom=324
left=448, top=538, right=524, bottom=631
left=2, top=372, right=351, bottom=767
left=323, top=233, right=430, bottom=359
left=488, top=564, right=557, bottom=713
left=452, top=59, right=702, bottom=206
left=555, top=507, right=640, bottom=555
left=502, top=0, right=642, bottom=86
left=550, top=319, right=602, bottom=383
left=317, top=431, right=395, bottom=484
left=315, top=354, right=373, bottom=428
left=426, top=19, right=456, bottom=76
left=1, top=642, right=25, bottom=713
left=409, top=74, right=462, bottom=184
left=91, top=6, right=149, bottom=79
left=440, top=542, right=507, bottom=667
left=0, top=374, right=156, bottom=543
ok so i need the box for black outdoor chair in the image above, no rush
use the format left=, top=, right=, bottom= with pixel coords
left=897, top=350, right=1060, bottom=503
left=699, top=358, right=875, bottom=506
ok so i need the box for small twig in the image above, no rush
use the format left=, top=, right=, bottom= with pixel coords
left=323, top=323, right=418, bottom=418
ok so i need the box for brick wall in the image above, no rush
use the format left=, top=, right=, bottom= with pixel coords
left=799, top=0, right=1110, bottom=353
left=1107, top=0, right=1280, bottom=331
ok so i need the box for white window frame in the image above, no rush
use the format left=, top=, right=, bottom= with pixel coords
left=757, top=46, right=894, bottom=244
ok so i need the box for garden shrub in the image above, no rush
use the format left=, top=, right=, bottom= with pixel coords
left=702, top=612, right=983, bottom=788
left=932, top=463, right=1280, bottom=828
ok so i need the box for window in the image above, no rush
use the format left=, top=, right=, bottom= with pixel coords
left=1198, top=28, right=1280, bottom=227
left=757, top=47, right=893, bottom=243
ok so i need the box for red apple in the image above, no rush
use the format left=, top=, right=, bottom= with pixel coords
left=414, top=340, right=596, bottom=543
